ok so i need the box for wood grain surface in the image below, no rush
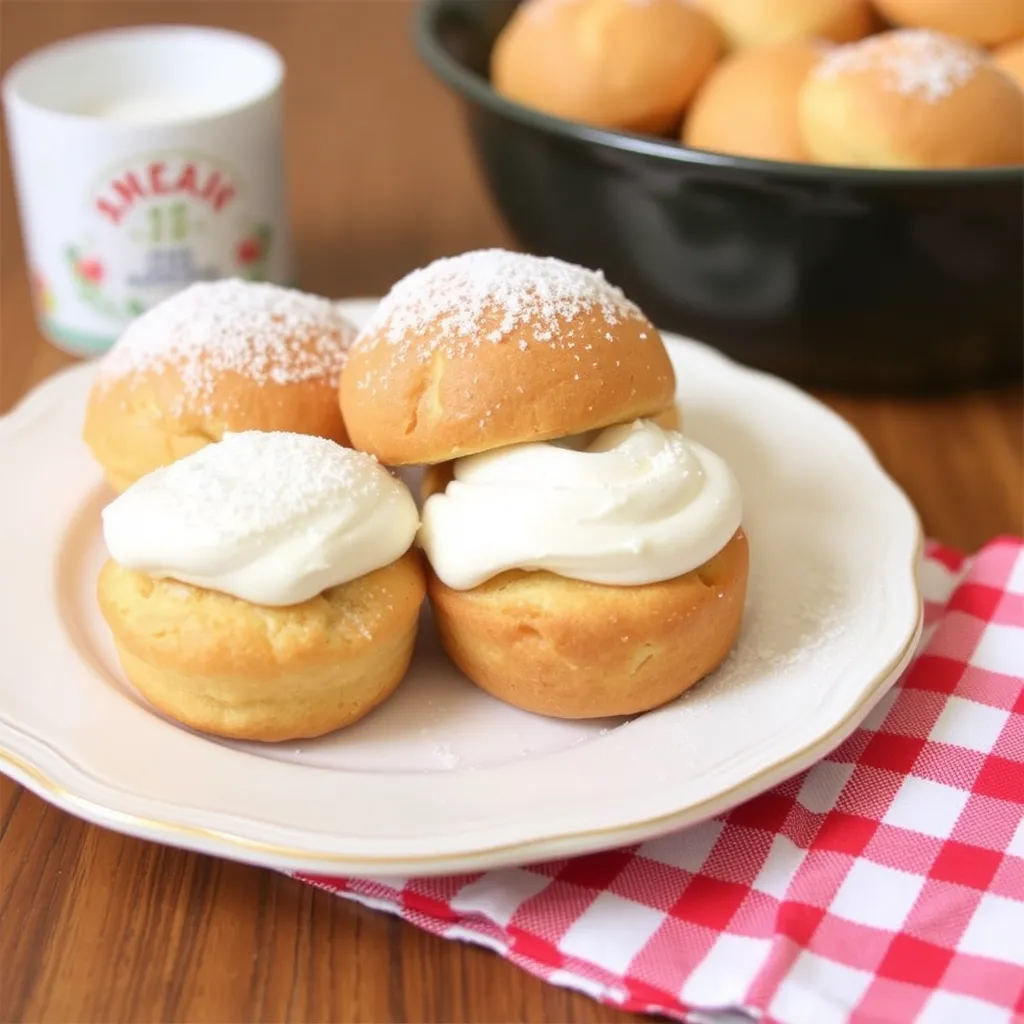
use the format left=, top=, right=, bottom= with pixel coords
left=0, top=2, right=1021, bottom=1022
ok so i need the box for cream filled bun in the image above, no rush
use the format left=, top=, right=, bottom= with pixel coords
left=872, top=0, right=1024, bottom=48
left=339, top=249, right=677, bottom=466
left=84, top=279, right=356, bottom=493
left=97, top=431, right=425, bottom=742
left=683, top=39, right=825, bottom=161
left=421, top=419, right=749, bottom=719
left=695, top=0, right=873, bottom=49
left=490, top=0, right=721, bottom=133
left=799, top=29, right=1024, bottom=168
left=994, top=38, right=1024, bottom=89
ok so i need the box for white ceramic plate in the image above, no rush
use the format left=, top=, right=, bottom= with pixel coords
left=0, top=299, right=923, bottom=876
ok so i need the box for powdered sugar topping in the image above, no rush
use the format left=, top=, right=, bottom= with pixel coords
left=102, top=431, right=420, bottom=605
left=98, top=279, right=356, bottom=411
left=814, top=29, right=981, bottom=103
left=120, top=431, right=391, bottom=541
left=355, top=249, right=647, bottom=365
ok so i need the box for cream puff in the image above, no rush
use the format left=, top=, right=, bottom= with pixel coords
left=695, top=0, right=873, bottom=49
left=97, top=431, right=425, bottom=742
left=490, top=0, right=722, bottom=133
left=683, top=39, right=825, bottom=162
left=339, top=249, right=678, bottom=466
left=799, top=29, right=1024, bottom=168
left=871, top=0, right=1024, bottom=48
left=343, top=248, right=747, bottom=720
left=420, top=420, right=748, bottom=719
left=84, top=278, right=356, bottom=492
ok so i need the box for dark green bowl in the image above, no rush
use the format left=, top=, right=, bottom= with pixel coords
left=414, top=0, right=1024, bottom=393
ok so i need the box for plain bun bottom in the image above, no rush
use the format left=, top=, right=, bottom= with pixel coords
left=428, top=529, right=748, bottom=720
left=98, top=550, right=426, bottom=742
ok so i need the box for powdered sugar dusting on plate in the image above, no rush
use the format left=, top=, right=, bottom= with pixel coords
left=719, top=568, right=847, bottom=681
left=97, top=279, right=356, bottom=413
left=614, top=544, right=855, bottom=743
left=353, top=249, right=648, bottom=377
left=814, top=29, right=982, bottom=103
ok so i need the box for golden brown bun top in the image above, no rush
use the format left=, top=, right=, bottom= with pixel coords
left=83, top=279, right=357, bottom=491
left=92, top=279, right=356, bottom=421
left=872, top=0, right=1024, bottom=47
left=994, top=37, right=1024, bottom=88
left=491, top=0, right=722, bottom=133
left=695, top=0, right=873, bottom=49
left=339, top=250, right=677, bottom=466
left=684, top=39, right=825, bottom=161
left=799, top=29, right=1024, bottom=168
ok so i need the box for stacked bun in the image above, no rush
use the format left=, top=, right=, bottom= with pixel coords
left=490, top=0, right=1024, bottom=169
left=87, top=279, right=427, bottom=743
left=341, top=249, right=749, bottom=720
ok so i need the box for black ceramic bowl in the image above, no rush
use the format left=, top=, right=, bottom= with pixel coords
left=414, top=0, right=1024, bottom=393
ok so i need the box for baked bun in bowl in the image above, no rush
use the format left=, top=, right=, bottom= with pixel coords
left=683, top=39, right=824, bottom=161
left=339, top=249, right=677, bottom=465
left=800, top=30, right=1024, bottom=169
left=97, top=431, right=425, bottom=742
left=84, top=279, right=356, bottom=492
left=491, top=0, right=721, bottom=132
left=696, top=0, right=873, bottom=49
left=994, top=37, right=1024, bottom=88
left=872, top=0, right=1024, bottom=47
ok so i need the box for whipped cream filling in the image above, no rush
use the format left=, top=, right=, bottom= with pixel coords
left=419, top=419, right=742, bottom=590
left=102, top=431, right=419, bottom=606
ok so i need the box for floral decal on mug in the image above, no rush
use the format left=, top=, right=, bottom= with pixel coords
left=234, top=224, right=273, bottom=281
left=65, top=245, right=146, bottom=320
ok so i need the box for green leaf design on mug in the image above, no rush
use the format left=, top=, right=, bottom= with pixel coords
left=64, top=243, right=149, bottom=322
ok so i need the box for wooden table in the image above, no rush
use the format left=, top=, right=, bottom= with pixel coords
left=1, top=3, right=1021, bottom=1021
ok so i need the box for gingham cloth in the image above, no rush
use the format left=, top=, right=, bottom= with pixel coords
left=298, top=538, right=1024, bottom=1024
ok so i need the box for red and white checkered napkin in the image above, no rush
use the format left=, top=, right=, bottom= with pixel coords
left=298, top=539, right=1024, bottom=1024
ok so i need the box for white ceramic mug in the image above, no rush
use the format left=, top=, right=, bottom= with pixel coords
left=3, top=25, right=294, bottom=356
